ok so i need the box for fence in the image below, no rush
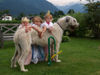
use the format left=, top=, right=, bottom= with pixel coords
left=0, top=23, right=19, bottom=40
left=0, top=23, right=19, bottom=48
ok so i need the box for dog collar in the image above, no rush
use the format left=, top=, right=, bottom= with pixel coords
left=57, top=22, right=63, bottom=30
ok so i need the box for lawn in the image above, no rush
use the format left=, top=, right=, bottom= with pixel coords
left=0, top=37, right=100, bottom=75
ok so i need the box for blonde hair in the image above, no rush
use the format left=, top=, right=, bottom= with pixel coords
left=21, top=17, right=30, bottom=22
left=44, top=10, right=53, bottom=19
left=32, top=16, right=43, bottom=23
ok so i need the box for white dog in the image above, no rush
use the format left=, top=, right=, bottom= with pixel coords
left=11, top=16, right=79, bottom=72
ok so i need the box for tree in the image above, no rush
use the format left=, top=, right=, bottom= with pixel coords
left=0, top=9, right=10, bottom=17
left=85, top=1, right=100, bottom=38
left=67, top=9, right=75, bottom=14
left=57, top=10, right=65, bottom=16
left=53, top=11, right=64, bottom=17
left=3, top=10, right=9, bottom=14
left=17, top=12, right=26, bottom=20
left=40, top=12, right=45, bottom=19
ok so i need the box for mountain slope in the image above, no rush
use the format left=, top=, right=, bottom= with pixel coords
left=0, top=0, right=59, bottom=15
left=56, top=3, right=86, bottom=13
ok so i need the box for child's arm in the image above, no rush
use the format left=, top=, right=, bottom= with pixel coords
left=40, top=26, right=47, bottom=38
left=31, top=26, right=43, bottom=38
left=25, top=26, right=29, bottom=33
left=48, top=26, right=53, bottom=33
left=31, top=26, right=41, bottom=33
left=18, top=25, right=29, bottom=33
left=42, top=26, right=47, bottom=33
left=18, top=24, right=24, bottom=29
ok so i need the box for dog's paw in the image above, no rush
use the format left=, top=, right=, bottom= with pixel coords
left=21, top=69, right=28, bottom=72
left=56, top=60, right=61, bottom=62
left=11, top=64, right=17, bottom=68
left=14, top=64, right=17, bottom=68
left=11, top=65, right=13, bottom=68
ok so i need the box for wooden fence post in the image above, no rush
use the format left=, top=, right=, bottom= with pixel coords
left=0, top=25, right=4, bottom=48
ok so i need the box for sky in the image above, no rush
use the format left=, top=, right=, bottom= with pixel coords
left=47, top=0, right=100, bottom=6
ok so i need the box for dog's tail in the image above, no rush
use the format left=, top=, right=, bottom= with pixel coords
left=11, top=43, right=21, bottom=68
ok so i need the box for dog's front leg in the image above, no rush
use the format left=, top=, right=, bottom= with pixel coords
left=55, top=42, right=61, bottom=62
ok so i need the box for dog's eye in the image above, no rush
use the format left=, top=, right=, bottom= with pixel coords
left=66, top=19, right=69, bottom=22
left=73, top=20, right=76, bottom=22
left=66, top=17, right=70, bottom=22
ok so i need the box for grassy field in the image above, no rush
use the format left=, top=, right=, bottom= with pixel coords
left=0, top=37, right=100, bottom=75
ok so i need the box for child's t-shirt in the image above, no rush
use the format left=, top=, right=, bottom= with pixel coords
left=30, top=23, right=35, bottom=26
left=18, top=24, right=23, bottom=29
left=41, top=21, right=53, bottom=29
left=18, top=24, right=31, bottom=29
left=30, top=22, right=43, bottom=28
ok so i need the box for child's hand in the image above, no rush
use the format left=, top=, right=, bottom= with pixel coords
left=48, top=29, right=52, bottom=33
left=25, top=28, right=28, bottom=33
left=28, top=26, right=31, bottom=31
left=25, top=26, right=31, bottom=33
left=48, top=27, right=53, bottom=33
left=38, top=31, right=42, bottom=38
left=40, top=32, right=44, bottom=38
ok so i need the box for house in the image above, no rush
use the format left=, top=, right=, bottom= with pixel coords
left=2, top=14, right=12, bottom=21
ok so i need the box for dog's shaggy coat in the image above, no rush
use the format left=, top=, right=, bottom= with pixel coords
left=11, top=16, right=79, bottom=72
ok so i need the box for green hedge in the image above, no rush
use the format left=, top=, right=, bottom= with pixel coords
left=62, top=36, right=71, bottom=42
left=0, top=20, right=21, bottom=23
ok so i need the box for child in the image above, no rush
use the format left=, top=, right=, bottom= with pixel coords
left=31, top=16, right=46, bottom=38
left=18, top=17, right=31, bottom=32
left=41, top=11, right=54, bottom=61
left=31, top=16, right=46, bottom=64
left=18, top=17, right=32, bottom=65
left=41, top=10, right=53, bottom=34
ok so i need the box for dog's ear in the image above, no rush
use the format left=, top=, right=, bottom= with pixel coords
left=66, top=17, right=70, bottom=22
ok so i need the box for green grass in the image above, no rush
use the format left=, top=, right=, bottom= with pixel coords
left=0, top=37, right=100, bottom=75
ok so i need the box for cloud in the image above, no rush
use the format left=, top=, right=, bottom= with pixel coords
left=47, top=0, right=97, bottom=6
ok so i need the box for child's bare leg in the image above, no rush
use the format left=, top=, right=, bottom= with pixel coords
left=44, top=46, right=48, bottom=61
left=51, top=44, right=55, bottom=61
left=24, top=50, right=32, bottom=65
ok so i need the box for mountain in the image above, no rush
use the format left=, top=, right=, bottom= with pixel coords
left=56, top=3, right=86, bottom=14
left=0, top=0, right=59, bottom=15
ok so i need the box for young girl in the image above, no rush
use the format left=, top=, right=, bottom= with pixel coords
left=18, top=17, right=32, bottom=65
left=41, top=11, right=54, bottom=61
left=18, top=17, right=31, bottom=32
left=31, top=16, right=46, bottom=64
left=41, top=11, right=53, bottom=34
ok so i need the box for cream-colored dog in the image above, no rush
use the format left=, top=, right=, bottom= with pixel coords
left=11, top=16, right=79, bottom=72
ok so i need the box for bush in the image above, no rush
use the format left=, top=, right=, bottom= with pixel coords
left=62, top=36, right=71, bottom=42
left=85, top=2, right=100, bottom=38
left=0, top=20, right=21, bottom=23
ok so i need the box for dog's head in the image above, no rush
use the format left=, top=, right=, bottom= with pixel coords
left=57, top=16, right=79, bottom=31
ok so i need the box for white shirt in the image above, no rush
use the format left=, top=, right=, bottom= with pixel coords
left=41, top=21, right=53, bottom=29
left=30, top=22, right=35, bottom=26
left=18, top=24, right=31, bottom=29
left=18, top=24, right=23, bottom=29
left=30, top=22, right=43, bottom=28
